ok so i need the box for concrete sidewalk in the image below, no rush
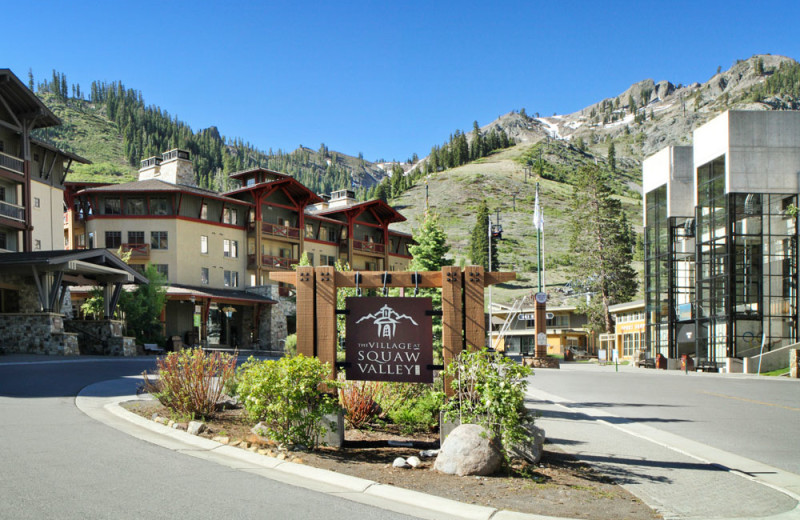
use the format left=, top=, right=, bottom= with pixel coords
left=526, top=386, right=800, bottom=520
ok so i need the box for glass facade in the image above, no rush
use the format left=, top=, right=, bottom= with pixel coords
left=693, top=156, right=797, bottom=362
left=645, top=185, right=669, bottom=357
left=645, top=154, right=798, bottom=363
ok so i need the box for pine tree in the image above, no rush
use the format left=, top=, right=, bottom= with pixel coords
left=608, top=142, right=616, bottom=173
left=568, top=165, right=638, bottom=333
left=469, top=200, right=497, bottom=270
left=409, top=211, right=452, bottom=271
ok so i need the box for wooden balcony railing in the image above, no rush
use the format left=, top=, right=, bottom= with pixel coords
left=120, top=243, right=150, bottom=259
left=0, top=151, right=24, bottom=175
left=0, top=200, right=25, bottom=222
left=248, top=254, right=298, bottom=270
left=262, top=222, right=300, bottom=239
left=353, top=239, right=385, bottom=254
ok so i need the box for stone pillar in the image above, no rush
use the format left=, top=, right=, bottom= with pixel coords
left=791, top=349, right=799, bottom=379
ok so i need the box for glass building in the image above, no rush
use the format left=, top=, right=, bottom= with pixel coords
left=643, top=111, right=800, bottom=366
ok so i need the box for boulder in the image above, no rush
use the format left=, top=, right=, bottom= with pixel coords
left=407, top=456, right=422, bottom=468
left=434, top=424, right=502, bottom=476
left=508, top=423, right=546, bottom=464
left=187, top=421, right=206, bottom=435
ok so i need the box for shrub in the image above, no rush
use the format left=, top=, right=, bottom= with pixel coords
left=338, top=380, right=384, bottom=429
left=442, top=349, right=533, bottom=458
left=284, top=334, right=297, bottom=356
left=386, top=387, right=443, bottom=434
left=236, top=355, right=338, bottom=448
left=142, top=349, right=237, bottom=419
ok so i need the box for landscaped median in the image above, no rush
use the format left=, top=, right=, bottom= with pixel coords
left=114, top=349, right=659, bottom=520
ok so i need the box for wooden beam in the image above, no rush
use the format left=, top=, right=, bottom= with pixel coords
left=484, top=271, right=516, bottom=287
left=295, top=267, right=315, bottom=358
left=0, top=92, right=22, bottom=128
left=269, top=271, right=297, bottom=285
left=463, top=266, right=485, bottom=351
left=334, top=271, right=443, bottom=288
left=441, top=266, right=463, bottom=396
left=315, top=266, right=337, bottom=381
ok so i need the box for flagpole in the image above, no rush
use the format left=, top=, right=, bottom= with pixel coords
left=535, top=182, right=543, bottom=293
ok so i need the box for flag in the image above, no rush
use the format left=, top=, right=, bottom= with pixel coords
left=533, top=188, right=544, bottom=231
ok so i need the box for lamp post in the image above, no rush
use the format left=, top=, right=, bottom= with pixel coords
left=222, top=306, right=236, bottom=348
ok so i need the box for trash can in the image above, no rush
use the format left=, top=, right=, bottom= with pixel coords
left=170, top=335, right=183, bottom=352
left=656, top=353, right=667, bottom=370
left=564, top=349, right=574, bottom=361
left=681, top=354, right=694, bottom=371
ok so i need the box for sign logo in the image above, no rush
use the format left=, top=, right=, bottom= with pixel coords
left=345, top=297, right=434, bottom=383
left=356, top=304, right=419, bottom=339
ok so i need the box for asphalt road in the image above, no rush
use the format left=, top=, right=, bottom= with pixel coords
left=0, top=357, right=420, bottom=520
left=526, top=363, right=800, bottom=475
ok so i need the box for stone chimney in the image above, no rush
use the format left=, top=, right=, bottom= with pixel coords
left=138, top=149, right=195, bottom=186
left=328, top=189, right=356, bottom=209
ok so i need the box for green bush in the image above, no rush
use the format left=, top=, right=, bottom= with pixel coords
left=442, top=349, right=533, bottom=458
left=236, top=355, right=339, bottom=448
left=142, top=349, right=237, bottom=419
left=284, top=334, right=297, bottom=356
left=387, top=388, right=443, bottom=434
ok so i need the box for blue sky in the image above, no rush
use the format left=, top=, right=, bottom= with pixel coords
left=3, top=0, right=798, bottom=162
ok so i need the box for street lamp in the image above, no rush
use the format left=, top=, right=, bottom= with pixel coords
left=222, top=306, right=236, bottom=348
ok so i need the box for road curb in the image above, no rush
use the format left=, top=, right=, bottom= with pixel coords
left=77, top=378, right=574, bottom=520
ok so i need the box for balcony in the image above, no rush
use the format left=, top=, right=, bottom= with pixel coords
left=0, top=151, right=24, bottom=175
left=353, top=239, right=385, bottom=255
left=248, top=254, right=297, bottom=270
left=0, top=200, right=25, bottom=222
left=262, top=222, right=300, bottom=240
left=120, top=243, right=150, bottom=260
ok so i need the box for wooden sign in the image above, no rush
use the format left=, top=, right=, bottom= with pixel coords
left=345, top=297, right=434, bottom=383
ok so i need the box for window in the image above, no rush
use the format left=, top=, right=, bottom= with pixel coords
left=34, top=197, right=40, bottom=208
left=34, top=239, right=41, bottom=250
left=150, top=197, right=169, bottom=215
left=0, top=231, right=6, bottom=250
left=201, top=235, right=208, bottom=254
left=306, top=252, right=315, bottom=265
left=224, top=270, right=239, bottom=287
left=0, top=141, right=3, bottom=152
left=151, top=231, right=168, bottom=250
left=319, top=254, right=336, bottom=266
left=127, top=231, right=145, bottom=245
left=0, top=186, right=5, bottom=201
left=305, top=223, right=314, bottom=238
left=104, top=198, right=121, bottom=215
left=105, top=231, right=122, bottom=248
left=153, top=264, right=169, bottom=279
left=201, top=203, right=208, bottom=220
left=223, top=239, right=238, bottom=258
left=201, top=267, right=209, bottom=285
left=126, top=198, right=146, bottom=215
left=223, top=208, right=238, bottom=225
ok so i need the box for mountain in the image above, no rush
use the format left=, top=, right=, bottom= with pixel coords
left=31, top=78, right=395, bottom=193
left=393, top=54, right=800, bottom=306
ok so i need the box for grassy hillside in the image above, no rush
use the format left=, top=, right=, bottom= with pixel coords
left=391, top=141, right=643, bottom=307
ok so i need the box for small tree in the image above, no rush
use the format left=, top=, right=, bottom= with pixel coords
left=409, top=211, right=453, bottom=361
left=119, top=264, right=168, bottom=344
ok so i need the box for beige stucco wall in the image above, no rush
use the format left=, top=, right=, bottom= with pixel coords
left=302, top=240, right=339, bottom=265
left=30, top=180, right=64, bottom=250
left=176, top=220, right=248, bottom=287
left=86, top=217, right=247, bottom=288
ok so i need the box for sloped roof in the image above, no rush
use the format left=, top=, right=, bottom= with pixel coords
left=78, top=179, right=252, bottom=206
left=0, top=249, right=147, bottom=284
left=0, top=69, right=60, bottom=128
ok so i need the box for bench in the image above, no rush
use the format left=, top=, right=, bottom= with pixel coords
left=638, top=357, right=656, bottom=369
left=143, top=343, right=165, bottom=354
left=696, top=360, right=719, bottom=373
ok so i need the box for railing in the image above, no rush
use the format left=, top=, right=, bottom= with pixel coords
left=0, top=151, right=24, bottom=175
left=353, top=239, right=385, bottom=254
left=262, top=222, right=300, bottom=239
left=262, top=255, right=298, bottom=270
left=120, top=243, right=150, bottom=259
left=0, top=200, right=25, bottom=222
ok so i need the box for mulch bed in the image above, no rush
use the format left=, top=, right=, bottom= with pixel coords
left=122, top=399, right=661, bottom=520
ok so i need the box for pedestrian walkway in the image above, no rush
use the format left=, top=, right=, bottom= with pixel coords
left=527, top=386, right=800, bottom=520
